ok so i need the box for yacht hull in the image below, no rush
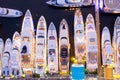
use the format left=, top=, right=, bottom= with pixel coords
left=11, top=32, right=21, bottom=76
left=2, top=38, right=11, bottom=76
left=35, top=16, right=47, bottom=76
left=86, top=14, right=98, bottom=70
left=102, top=27, right=112, bottom=65
left=20, top=10, right=35, bottom=75
left=59, top=19, right=70, bottom=74
left=74, top=9, right=85, bottom=63
left=48, top=22, right=58, bottom=73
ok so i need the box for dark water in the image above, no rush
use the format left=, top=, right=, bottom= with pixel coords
left=0, top=0, right=120, bottom=56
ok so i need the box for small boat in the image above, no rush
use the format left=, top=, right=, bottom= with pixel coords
left=85, top=13, right=98, bottom=70
left=10, top=31, right=21, bottom=76
left=2, top=38, right=11, bottom=76
left=35, top=16, right=47, bottom=76
left=48, top=22, right=58, bottom=73
left=102, top=26, right=112, bottom=65
left=20, top=10, right=35, bottom=75
left=0, top=38, right=4, bottom=76
left=0, top=7, right=23, bottom=17
left=114, top=16, right=120, bottom=73
left=74, top=9, right=85, bottom=63
left=100, top=0, right=120, bottom=13
left=46, top=0, right=93, bottom=8
left=59, top=19, right=70, bottom=74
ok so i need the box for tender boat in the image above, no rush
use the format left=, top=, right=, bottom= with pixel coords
left=35, top=16, right=47, bottom=76
left=100, top=0, right=120, bottom=13
left=74, top=9, right=85, bottom=63
left=20, top=10, right=35, bottom=75
left=59, top=19, right=70, bottom=74
left=2, top=38, right=11, bottom=76
left=48, top=22, right=58, bottom=74
left=102, top=26, right=112, bottom=65
left=10, top=31, right=21, bottom=76
left=0, top=38, right=4, bottom=76
left=85, top=13, right=98, bottom=70
left=114, top=16, right=120, bottom=73
left=0, top=7, right=23, bottom=17
left=46, top=0, right=93, bottom=8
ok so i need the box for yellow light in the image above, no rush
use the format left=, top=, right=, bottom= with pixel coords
left=71, top=57, right=75, bottom=63
left=22, top=74, right=26, bottom=78
left=113, top=75, right=120, bottom=79
left=74, top=59, right=78, bottom=64
left=11, top=75, right=14, bottom=78
left=46, top=65, right=48, bottom=73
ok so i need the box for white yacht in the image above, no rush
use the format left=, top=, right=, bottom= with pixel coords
left=46, top=0, right=93, bottom=7
left=74, top=9, right=85, bottom=63
left=114, top=16, right=120, bottom=73
left=20, top=10, right=35, bottom=75
left=48, top=22, right=58, bottom=73
left=0, top=38, right=4, bottom=76
left=0, top=7, right=23, bottom=17
left=35, top=16, right=47, bottom=76
left=102, top=26, right=112, bottom=65
left=2, top=38, right=12, bottom=76
left=100, top=0, right=120, bottom=13
left=59, top=19, right=70, bottom=74
left=85, top=13, right=98, bottom=70
left=10, top=31, right=21, bottom=76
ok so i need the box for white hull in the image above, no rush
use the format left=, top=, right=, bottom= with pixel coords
left=2, top=38, right=12, bottom=76
left=59, top=19, right=70, bottom=74
left=48, top=22, right=58, bottom=73
left=11, top=32, right=21, bottom=76
left=46, top=0, right=93, bottom=8
left=114, top=16, right=120, bottom=73
left=86, top=14, right=98, bottom=70
left=102, top=26, right=112, bottom=65
left=35, top=16, right=47, bottom=75
left=20, top=10, right=35, bottom=75
left=74, top=9, right=85, bottom=63
left=0, top=7, right=23, bottom=17
left=0, top=38, right=4, bottom=76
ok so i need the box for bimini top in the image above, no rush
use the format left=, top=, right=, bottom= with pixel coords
left=100, top=0, right=120, bottom=13
left=0, top=7, right=23, bottom=17
left=46, top=0, right=94, bottom=8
